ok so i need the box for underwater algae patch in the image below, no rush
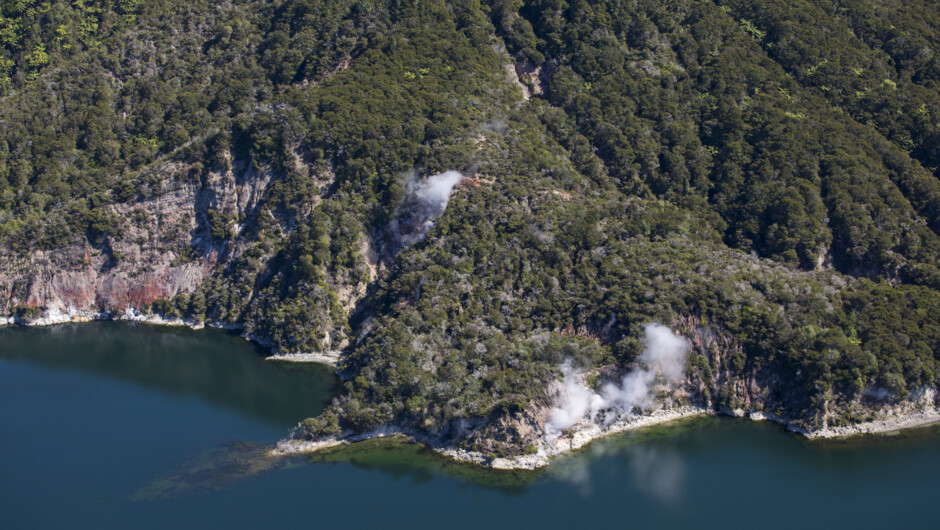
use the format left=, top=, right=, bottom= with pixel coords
left=131, top=413, right=929, bottom=502
left=132, top=442, right=301, bottom=500
left=307, top=435, right=541, bottom=492
left=133, top=417, right=724, bottom=499
left=131, top=436, right=539, bottom=500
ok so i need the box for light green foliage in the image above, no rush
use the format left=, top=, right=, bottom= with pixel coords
left=1, top=0, right=939, bottom=455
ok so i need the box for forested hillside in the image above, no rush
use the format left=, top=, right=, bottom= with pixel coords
left=2, top=0, right=939, bottom=457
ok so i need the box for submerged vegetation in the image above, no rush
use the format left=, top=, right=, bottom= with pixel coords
left=2, top=0, right=940, bottom=455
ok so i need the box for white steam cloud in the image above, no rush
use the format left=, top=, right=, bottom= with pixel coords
left=412, top=170, right=463, bottom=206
left=545, top=323, right=690, bottom=442
left=391, top=170, right=464, bottom=249
left=546, top=360, right=607, bottom=436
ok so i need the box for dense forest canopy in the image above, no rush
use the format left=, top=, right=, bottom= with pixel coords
left=1, top=0, right=939, bottom=454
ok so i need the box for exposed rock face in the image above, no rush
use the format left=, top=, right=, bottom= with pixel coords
left=0, top=151, right=405, bottom=357
left=1, top=180, right=204, bottom=318
left=460, top=405, right=549, bottom=457
left=0, top=157, right=277, bottom=322
left=513, top=61, right=548, bottom=97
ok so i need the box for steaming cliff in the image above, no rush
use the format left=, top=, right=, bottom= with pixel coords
left=3, top=0, right=940, bottom=466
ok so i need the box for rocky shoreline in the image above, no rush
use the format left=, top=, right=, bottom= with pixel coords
left=269, top=402, right=940, bottom=470
left=268, top=407, right=713, bottom=471
left=265, top=352, right=342, bottom=364
left=445, top=405, right=711, bottom=470
left=270, top=406, right=712, bottom=471
left=5, top=311, right=939, bottom=470
left=805, top=409, right=940, bottom=438
left=0, top=308, right=341, bottom=366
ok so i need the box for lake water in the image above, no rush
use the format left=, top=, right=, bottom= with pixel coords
left=1, top=323, right=937, bottom=529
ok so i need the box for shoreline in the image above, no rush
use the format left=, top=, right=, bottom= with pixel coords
left=804, top=408, right=940, bottom=439
left=266, top=352, right=342, bottom=364
left=0, top=308, right=340, bottom=367
left=444, top=405, right=711, bottom=470
left=6, top=309, right=939, bottom=470
left=270, top=404, right=940, bottom=470
left=271, top=406, right=714, bottom=471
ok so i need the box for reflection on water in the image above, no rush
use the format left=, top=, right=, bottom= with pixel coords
left=136, top=435, right=541, bottom=499
left=134, top=414, right=940, bottom=504
left=624, top=445, right=685, bottom=503
left=3, top=323, right=940, bottom=530
left=0, top=322, right=338, bottom=425
left=549, top=420, right=698, bottom=500
left=307, top=436, right=540, bottom=494
left=552, top=456, right=594, bottom=496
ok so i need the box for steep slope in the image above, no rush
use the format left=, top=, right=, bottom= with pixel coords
left=1, top=0, right=938, bottom=460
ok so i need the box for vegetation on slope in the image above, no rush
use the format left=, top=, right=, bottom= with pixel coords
left=1, top=0, right=939, bottom=453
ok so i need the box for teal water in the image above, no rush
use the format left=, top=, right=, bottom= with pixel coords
left=1, top=323, right=938, bottom=529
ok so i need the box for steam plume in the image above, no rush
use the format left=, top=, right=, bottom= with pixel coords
left=391, top=170, right=464, bottom=249
left=544, top=323, right=690, bottom=442
left=546, top=360, right=607, bottom=436
left=412, top=170, right=463, bottom=206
